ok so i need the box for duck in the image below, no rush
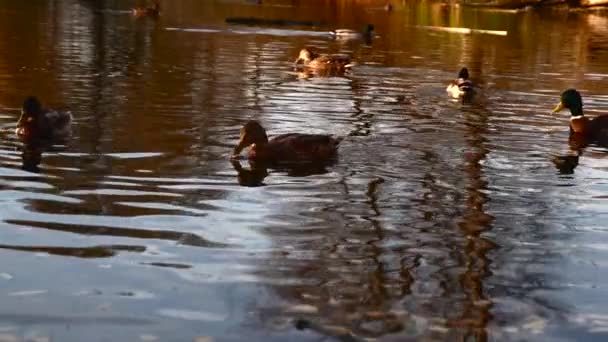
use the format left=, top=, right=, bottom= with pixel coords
left=294, top=48, right=353, bottom=73
left=552, top=89, right=608, bottom=144
left=15, top=96, right=72, bottom=141
left=446, top=67, right=474, bottom=99
left=232, top=120, right=342, bottom=163
left=131, top=1, right=160, bottom=17
left=330, top=24, right=374, bottom=41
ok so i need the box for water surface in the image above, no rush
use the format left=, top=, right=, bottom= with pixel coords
left=0, top=0, right=608, bottom=341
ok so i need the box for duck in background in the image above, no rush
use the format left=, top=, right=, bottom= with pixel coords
left=294, top=48, right=353, bottom=74
left=552, top=88, right=608, bottom=145
left=446, top=67, right=475, bottom=99
left=131, top=0, right=160, bottom=17
left=232, top=120, right=342, bottom=163
left=15, top=96, right=72, bottom=142
left=330, top=24, right=375, bottom=42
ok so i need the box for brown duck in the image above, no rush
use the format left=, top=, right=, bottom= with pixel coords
left=15, top=96, right=72, bottom=141
left=232, top=121, right=342, bottom=163
left=294, top=48, right=352, bottom=73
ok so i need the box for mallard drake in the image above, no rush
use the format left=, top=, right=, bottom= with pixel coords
left=330, top=24, right=374, bottom=41
left=552, top=89, right=608, bottom=143
left=131, top=1, right=160, bottom=17
left=446, top=67, right=474, bottom=99
left=15, top=97, right=72, bottom=141
left=294, top=48, right=352, bottom=73
left=232, top=120, right=342, bottom=162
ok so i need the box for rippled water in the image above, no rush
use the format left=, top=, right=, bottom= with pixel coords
left=1, top=0, right=608, bottom=341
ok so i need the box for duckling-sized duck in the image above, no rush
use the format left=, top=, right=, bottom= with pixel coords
left=15, top=97, right=72, bottom=141
left=552, top=89, right=608, bottom=144
left=232, top=120, right=342, bottom=163
left=294, top=48, right=353, bottom=73
left=446, top=67, right=474, bottom=99
left=330, top=24, right=374, bottom=41
left=131, top=1, right=160, bottom=17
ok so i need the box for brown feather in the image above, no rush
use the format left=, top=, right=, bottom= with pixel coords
left=234, top=121, right=342, bottom=163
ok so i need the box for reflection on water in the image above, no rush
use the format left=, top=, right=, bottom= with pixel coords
left=0, top=0, right=608, bottom=341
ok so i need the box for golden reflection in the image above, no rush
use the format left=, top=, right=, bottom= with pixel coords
left=453, top=86, right=496, bottom=342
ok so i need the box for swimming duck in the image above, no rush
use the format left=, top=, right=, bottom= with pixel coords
left=446, top=67, right=474, bottom=99
left=131, top=1, right=160, bottom=17
left=552, top=89, right=608, bottom=143
left=15, top=96, right=72, bottom=141
left=232, top=120, right=342, bottom=163
left=330, top=24, right=374, bottom=41
left=294, top=48, right=352, bottom=73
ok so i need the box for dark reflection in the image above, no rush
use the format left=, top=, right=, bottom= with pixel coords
left=20, top=138, right=67, bottom=173
left=20, top=142, right=44, bottom=173
left=231, top=159, right=333, bottom=186
left=294, top=318, right=362, bottom=341
left=0, top=244, right=145, bottom=258
left=5, top=220, right=230, bottom=248
left=140, top=262, right=192, bottom=269
left=460, top=91, right=475, bottom=105
left=552, top=154, right=580, bottom=175
left=231, top=160, right=268, bottom=187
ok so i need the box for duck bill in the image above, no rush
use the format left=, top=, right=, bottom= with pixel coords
left=552, top=101, right=565, bottom=114
left=233, top=139, right=248, bottom=157
left=16, top=111, right=26, bottom=127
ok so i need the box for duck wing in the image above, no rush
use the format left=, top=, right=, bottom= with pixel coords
left=590, top=115, right=608, bottom=143
left=268, top=133, right=342, bottom=161
left=45, top=110, right=71, bottom=125
left=312, top=55, right=351, bottom=68
left=42, top=109, right=72, bottom=138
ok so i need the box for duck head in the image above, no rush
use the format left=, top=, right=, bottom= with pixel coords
left=233, top=120, right=269, bottom=156
left=294, top=48, right=318, bottom=65
left=458, top=67, right=469, bottom=80
left=553, top=89, right=583, bottom=116
left=17, top=96, right=42, bottom=128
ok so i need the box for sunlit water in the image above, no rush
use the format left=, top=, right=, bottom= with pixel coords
left=0, top=0, right=608, bottom=341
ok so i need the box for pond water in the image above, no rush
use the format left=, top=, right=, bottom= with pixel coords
left=1, top=0, right=608, bottom=341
